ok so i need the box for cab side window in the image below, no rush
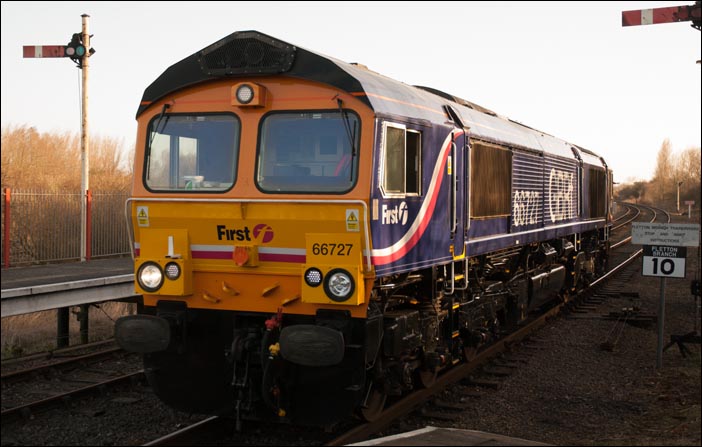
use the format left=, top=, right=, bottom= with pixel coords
left=381, top=122, right=422, bottom=197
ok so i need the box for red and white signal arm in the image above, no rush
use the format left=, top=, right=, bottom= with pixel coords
left=23, top=45, right=66, bottom=58
left=622, top=3, right=701, bottom=27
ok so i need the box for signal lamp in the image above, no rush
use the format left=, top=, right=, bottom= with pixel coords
left=65, top=45, right=86, bottom=57
left=65, top=33, right=86, bottom=61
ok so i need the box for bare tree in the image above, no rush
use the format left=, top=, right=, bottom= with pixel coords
left=1, top=125, right=131, bottom=191
left=651, top=138, right=674, bottom=204
left=675, top=146, right=702, bottom=206
left=617, top=142, right=700, bottom=212
left=2, top=125, right=134, bottom=264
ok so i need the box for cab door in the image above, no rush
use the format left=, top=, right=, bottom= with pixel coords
left=445, top=106, right=468, bottom=258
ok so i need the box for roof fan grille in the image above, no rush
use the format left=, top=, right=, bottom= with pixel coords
left=199, top=33, right=295, bottom=75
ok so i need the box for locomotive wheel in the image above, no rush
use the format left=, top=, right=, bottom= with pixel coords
left=360, top=388, right=387, bottom=422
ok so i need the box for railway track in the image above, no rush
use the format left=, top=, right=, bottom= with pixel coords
left=1, top=340, right=143, bottom=422
left=1, top=340, right=122, bottom=383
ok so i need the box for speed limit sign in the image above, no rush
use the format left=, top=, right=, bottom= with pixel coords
left=642, top=245, right=686, bottom=278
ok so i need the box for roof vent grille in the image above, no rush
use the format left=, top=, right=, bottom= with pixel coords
left=198, top=31, right=295, bottom=76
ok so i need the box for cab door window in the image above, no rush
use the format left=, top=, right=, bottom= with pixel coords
left=381, top=122, right=422, bottom=197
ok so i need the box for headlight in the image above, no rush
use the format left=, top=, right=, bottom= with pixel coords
left=323, top=268, right=355, bottom=302
left=164, top=262, right=181, bottom=280
left=304, top=267, right=323, bottom=287
left=137, top=262, right=164, bottom=292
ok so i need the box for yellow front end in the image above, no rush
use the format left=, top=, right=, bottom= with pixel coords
left=129, top=73, right=377, bottom=320
left=131, top=200, right=371, bottom=318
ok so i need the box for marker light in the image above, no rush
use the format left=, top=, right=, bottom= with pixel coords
left=304, top=267, right=323, bottom=287
left=164, top=262, right=181, bottom=280
left=137, top=262, right=164, bottom=292
left=236, top=84, right=254, bottom=104
left=323, top=268, right=355, bottom=302
left=231, top=83, right=267, bottom=107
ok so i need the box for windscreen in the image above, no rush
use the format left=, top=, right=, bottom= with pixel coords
left=144, top=114, right=240, bottom=192
left=256, top=111, right=359, bottom=193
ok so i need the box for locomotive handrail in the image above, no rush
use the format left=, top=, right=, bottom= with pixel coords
left=125, top=197, right=373, bottom=270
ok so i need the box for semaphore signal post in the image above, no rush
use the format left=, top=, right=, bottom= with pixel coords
left=22, top=14, right=95, bottom=262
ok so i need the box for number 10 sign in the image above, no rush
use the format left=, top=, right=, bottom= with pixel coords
left=642, top=245, right=687, bottom=278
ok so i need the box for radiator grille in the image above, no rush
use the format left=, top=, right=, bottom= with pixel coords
left=512, top=151, right=544, bottom=229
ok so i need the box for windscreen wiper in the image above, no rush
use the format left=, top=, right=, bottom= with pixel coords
left=149, top=103, right=171, bottom=148
left=336, top=97, right=357, bottom=181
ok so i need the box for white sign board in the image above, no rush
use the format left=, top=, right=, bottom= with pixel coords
left=642, top=245, right=686, bottom=278
left=631, top=223, right=700, bottom=247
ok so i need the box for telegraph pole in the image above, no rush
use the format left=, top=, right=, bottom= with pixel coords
left=23, top=14, right=95, bottom=262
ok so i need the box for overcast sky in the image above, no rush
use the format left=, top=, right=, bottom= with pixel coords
left=2, top=1, right=700, bottom=183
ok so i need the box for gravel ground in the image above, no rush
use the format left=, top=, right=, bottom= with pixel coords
left=1, top=383, right=209, bottom=446
left=378, top=215, right=701, bottom=446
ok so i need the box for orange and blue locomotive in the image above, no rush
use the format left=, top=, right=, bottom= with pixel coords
left=115, top=30, right=612, bottom=427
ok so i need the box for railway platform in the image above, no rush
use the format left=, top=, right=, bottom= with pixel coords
left=349, top=426, right=550, bottom=446
left=1, top=257, right=132, bottom=290
left=1, top=257, right=135, bottom=318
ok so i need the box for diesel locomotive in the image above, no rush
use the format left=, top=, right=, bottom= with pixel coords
left=115, top=30, right=612, bottom=427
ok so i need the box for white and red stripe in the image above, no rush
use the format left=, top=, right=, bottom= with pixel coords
left=133, top=243, right=306, bottom=263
